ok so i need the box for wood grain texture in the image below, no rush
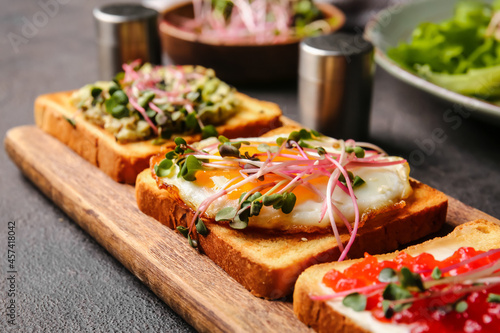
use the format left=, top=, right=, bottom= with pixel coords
left=4, top=126, right=309, bottom=333
left=4, top=126, right=499, bottom=332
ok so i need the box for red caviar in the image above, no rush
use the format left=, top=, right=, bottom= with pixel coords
left=323, top=247, right=500, bottom=332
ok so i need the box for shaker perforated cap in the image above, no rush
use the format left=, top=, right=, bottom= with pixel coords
left=93, top=3, right=161, bottom=79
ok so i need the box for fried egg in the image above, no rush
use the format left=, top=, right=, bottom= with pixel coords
left=159, top=135, right=412, bottom=231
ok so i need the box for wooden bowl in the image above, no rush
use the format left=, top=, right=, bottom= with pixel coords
left=159, top=2, right=345, bottom=84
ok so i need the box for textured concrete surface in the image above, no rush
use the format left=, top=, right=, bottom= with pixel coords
left=1, top=0, right=499, bottom=332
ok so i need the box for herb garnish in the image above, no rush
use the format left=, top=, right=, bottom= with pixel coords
left=72, top=62, right=236, bottom=143
left=320, top=248, right=500, bottom=323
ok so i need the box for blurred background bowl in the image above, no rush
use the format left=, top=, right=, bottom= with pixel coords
left=159, top=1, right=345, bottom=84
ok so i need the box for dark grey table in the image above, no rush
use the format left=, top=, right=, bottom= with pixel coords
left=1, top=1, right=499, bottom=332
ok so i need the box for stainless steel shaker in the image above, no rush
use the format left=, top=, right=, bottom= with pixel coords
left=93, top=3, right=162, bottom=80
left=299, top=33, right=374, bottom=140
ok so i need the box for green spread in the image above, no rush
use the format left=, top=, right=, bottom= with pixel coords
left=71, top=62, right=238, bottom=143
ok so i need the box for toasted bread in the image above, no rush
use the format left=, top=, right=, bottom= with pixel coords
left=34, top=91, right=283, bottom=184
left=293, top=219, right=500, bottom=332
left=136, top=153, right=448, bottom=299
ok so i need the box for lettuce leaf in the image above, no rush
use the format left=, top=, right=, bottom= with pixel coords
left=388, top=0, right=500, bottom=100
left=416, top=63, right=500, bottom=99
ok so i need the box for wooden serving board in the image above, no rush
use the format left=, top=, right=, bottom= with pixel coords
left=4, top=126, right=500, bottom=332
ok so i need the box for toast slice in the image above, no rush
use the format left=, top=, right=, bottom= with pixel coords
left=293, top=220, right=500, bottom=332
left=34, top=91, right=282, bottom=184
left=136, top=160, right=448, bottom=299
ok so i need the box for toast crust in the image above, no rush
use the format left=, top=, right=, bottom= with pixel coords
left=34, top=91, right=283, bottom=184
left=136, top=164, right=448, bottom=298
left=293, top=220, right=500, bottom=332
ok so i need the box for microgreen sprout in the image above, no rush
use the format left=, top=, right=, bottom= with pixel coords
left=487, top=293, right=500, bottom=303
left=311, top=248, right=500, bottom=324
left=431, top=267, right=442, bottom=280
left=64, top=116, right=76, bottom=128
left=74, top=62, right=234, bottom=143
left=342, top=293, right=367, bottom=312
left=185, top=0, right=334, bottom=45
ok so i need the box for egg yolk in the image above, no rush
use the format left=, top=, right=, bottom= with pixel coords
left=193, top=143, right=326, bottom=204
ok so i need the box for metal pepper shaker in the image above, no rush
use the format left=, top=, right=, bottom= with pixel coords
left=93, top=3, right=161, bottom=80
left=298, top=32, right=374, bottom=140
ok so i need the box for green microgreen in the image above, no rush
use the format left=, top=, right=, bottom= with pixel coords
left=487, top=293, right=500, bottom=303
left=112, top=105, right=129, bottom=118
left=338, top=171, right=365, bottom=189
left=399, top=267, right=425, bottom=292
left=229, top=215, right=248, bottom=229
left=137, top=91, right=155, bottom=108
left=215, top=190, right=296, bottom=230
left=186, top=90, right=200, bottom=102
left=431, top=267, right=442, bottom=280
left=281, top=192, right=297, bottom=214
left=146, top=109, right=157, bottom=118
left=218, top=135, right=229, bottom=143
left=155, top=159, right=174, bottom=177
left=217, top=137, right=250, bottom=158
left=109, top=83, right=119, bottom=96
left=185, top=112, right=198, bottom=130
left=342, top=293, right=367, bottom=312
left=91, top=87, right=102, bottom=99
left=382, top=300, right=393, bottom=318
left=276, top=137, right=286, bottom=146
left=262, top=193, right=283, bottom=207
left=175, top=137, right=187, bottom=146
left=151, top=138, right=166, bottom=146
left=379, top=268, right=398, bottom=283
left=114, top=71, right=125, bottom=82
left=454, top=301, right=468, bottom=313
left=176, top=226, right=189, bottom=237
left=201, top=125, right=218, bottom=139
left=382, top=282, right=413, bottom=301
left=215, top=207, right=237, bottom=222
left=316, top=147, right=326, bottom=156
left=155, top=113, right=168, bottom=126
left=64, top=116, right=76, bottom=128
left=219, top=143, right=241, bottom=158
left=187, top=234, right=198, bottom=248
left=105, top=93, right=130, bottom=119
left=381, top=283, right=413, bottom=318
left=195, top=219, right=209, bottom=236
left=178, top=155, right=203, bottom=181
left=352, top=176, right=365, bottom=188
left=345, top=146, right=365, bottom=158
left=276, top=129, right=322, bottom=149
left=310, top=129, right=321, bottom=137
left=165, top=151, right=177, bottom=160
left=112, top=90, right=128, bottom=105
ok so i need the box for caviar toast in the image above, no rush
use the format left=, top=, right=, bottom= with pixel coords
left=35, top=62, right=282, bottom=183
left=294, top=220, right=500, bottom=332
left=136, top=127, right=448, bottom=299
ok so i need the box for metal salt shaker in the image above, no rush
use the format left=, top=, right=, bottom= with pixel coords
left=299, top=33, right=374, bottom=140
left=93, top=3, right=162, bottom=80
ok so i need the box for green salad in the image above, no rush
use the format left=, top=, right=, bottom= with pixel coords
left=388, top=0, right=500, bottom=101
left=71, top=62, right=238, bottom=143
